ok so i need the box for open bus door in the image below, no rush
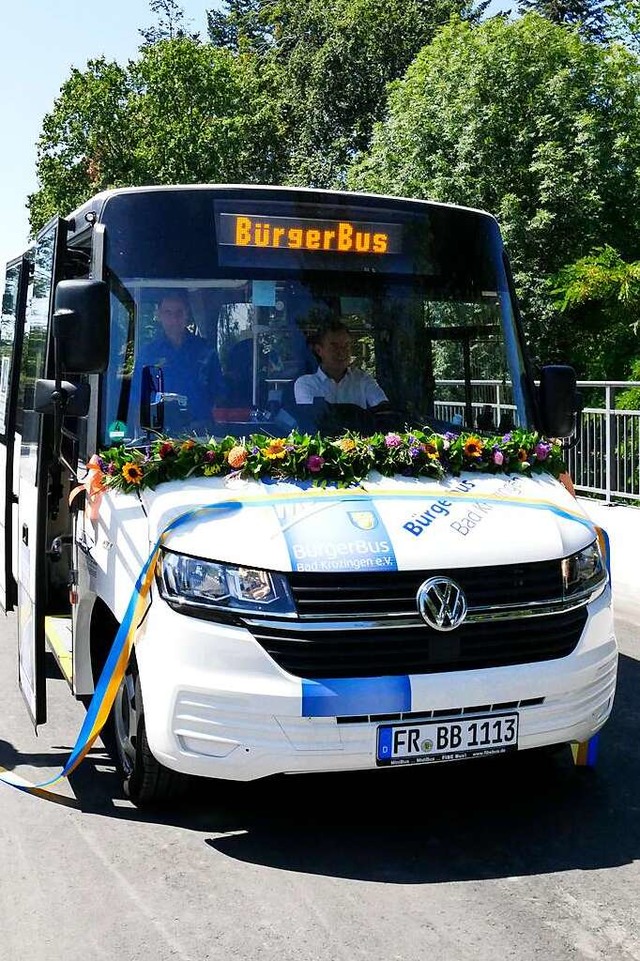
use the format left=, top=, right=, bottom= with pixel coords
left=13, top=219, right=67, bottom=726
left=0, top=254, right=29, bottom=614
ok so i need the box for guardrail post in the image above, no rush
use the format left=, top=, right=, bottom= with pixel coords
left=604, top=384, right=618, bottom=504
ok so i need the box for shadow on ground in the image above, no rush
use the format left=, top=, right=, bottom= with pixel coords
left=17, top=650, right=632, bottom=885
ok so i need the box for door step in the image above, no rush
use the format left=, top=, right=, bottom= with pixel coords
left=45, top=615, right=72, bottom=686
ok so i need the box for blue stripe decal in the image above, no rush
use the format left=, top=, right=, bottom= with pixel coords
left=586, top=734, right=600, bottom=766
left=301, top=675, right=411, bottom=717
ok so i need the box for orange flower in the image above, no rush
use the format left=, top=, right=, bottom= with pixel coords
left=122, top=462, right=144, bottom=485
left=463, top=436, right=484, bottom=458
left=335, top=438, right=357, bottom=453
left=518, top=448, right=529, bottom=462
left=227, top=445, right=248, bottom=469
left=264, top=439, right=287, bottom=460
left=181, top=439, right=196, bottom=452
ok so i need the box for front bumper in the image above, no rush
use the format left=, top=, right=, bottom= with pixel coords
left=135, top=586, right=617, bottom=781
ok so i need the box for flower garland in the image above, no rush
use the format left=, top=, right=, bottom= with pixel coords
left=89, top=428, right=566, bottom=495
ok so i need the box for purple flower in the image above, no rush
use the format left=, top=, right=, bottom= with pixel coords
left=204, top=450, right=217, bottom=463
left=502, top=433, right=513, bottom=443
left=409, top=446, right=422, bottom=459
left=534, top=441, right=551, bottom=461
left=493, top=449, right=505, bottom=466
left=385, top=433, right=403, bottom=448
left=107, top=463, right=118, bottom=476
left=444, top=431, right=459, bottom=442
left=306, top=455, right=325, bottom=473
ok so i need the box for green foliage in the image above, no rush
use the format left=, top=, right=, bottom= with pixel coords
left=516, top=0, right=611, bottom=42
left=607, top=0, right=640, bottom=53
left=28, top=58, right=135, bottom=229
left=208, top=0, right=481, bottom=187
left=28, top=39, right=284, bottom=233
left=552, top=245, right=640, bottom=315
left=128, top=40, right=282, bottom=185
left=617, top=359, right=640, bottom=408
left=349, top=14, right=640, bottom=371
left=550, top=246, right=640, bottom=379
left=94, top=428, right=565, bottom=493
left=139, top=0, right=200, bottom=44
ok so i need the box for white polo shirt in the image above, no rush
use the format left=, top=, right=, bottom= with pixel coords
left=294, top=366, right=388, bottom=408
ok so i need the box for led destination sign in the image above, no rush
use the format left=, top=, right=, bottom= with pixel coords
left=218, top=213, right=402, bottom=255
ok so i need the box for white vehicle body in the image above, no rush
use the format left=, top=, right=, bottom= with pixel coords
left=77, top=469, right=615, bottom=781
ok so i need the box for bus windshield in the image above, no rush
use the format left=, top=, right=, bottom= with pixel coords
left=99, top=189, right=533, bottom=446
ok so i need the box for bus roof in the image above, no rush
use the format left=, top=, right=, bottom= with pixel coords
left=64, top=184, right=498, bottom=244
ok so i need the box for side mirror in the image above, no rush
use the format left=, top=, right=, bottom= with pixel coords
left=53, top=279, right=110, bottom=374
left=33, top=379, right=91, bottom=417
left=538, top=365, right=581, bottom=438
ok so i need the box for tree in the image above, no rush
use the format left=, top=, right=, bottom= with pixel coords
left=207, top=0, right=273, bottom=54
left=349, top=14, right=640, bottom=371
left=27, top=58, right=135, bottom=231
left=28, top=38, right=285, bottom=233
left=139, top=0, right=200, bottom=45
left=608, top=0, right=640, bottom=53
left=516, top=0, right=611, bottom=42
left=550, top=246, right=640, bottom=379
left=207, top=0, right=485, bottom=187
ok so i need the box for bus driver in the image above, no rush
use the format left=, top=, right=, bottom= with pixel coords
left=293, top=321, right=389, bottom=411
left=135, top=290, right=225, bottom=431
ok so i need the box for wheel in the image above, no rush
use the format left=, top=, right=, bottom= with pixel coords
left=112, top=666, right=187, bottom=806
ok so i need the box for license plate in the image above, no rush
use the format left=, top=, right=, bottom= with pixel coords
left=376, top=713, right=519, bottom=766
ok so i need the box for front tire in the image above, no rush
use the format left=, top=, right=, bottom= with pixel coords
left=112, top=667, right=187, bottom=807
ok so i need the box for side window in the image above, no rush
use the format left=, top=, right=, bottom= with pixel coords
left=0, top=262, right=22, bottom=436
left=16, top=228, right=56, bottom=480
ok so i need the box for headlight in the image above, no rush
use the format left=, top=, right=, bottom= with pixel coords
left=562, top=541, right=607, bottom=598
left=157, top=550, right=296, bottom=617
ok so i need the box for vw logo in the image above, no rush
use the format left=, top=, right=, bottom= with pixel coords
left=417, top=576, right=467, bottom=632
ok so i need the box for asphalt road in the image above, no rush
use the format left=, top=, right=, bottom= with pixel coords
left=0, top=588, right=639, bottom=961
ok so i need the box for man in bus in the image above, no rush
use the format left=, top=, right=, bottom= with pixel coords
left=294, top=320, right=389, bottom=411
left=136, top=289, right=225, bottom=432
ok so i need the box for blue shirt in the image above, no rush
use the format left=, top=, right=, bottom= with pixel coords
left=135, top=331, right=224, bottom=429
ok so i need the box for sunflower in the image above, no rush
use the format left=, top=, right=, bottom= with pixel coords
left=463, top=436, right=484, bottom=458
left=122, top=462, right=144, bottom=485
left=423, top=441, right=439, bottom=459
left=264, top=439, right=287, bottom=460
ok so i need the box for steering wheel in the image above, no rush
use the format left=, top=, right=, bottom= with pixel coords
left=370, top=407, right=410, bottom=431
left=321, top=403, right=375, bottom=434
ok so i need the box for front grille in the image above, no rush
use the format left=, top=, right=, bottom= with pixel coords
left=288, top=560, right=564, bottom=619
left=248, top=607, right=588, bottom=679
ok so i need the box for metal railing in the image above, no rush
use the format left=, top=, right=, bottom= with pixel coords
left=434, top=379, right=640, bottom=505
